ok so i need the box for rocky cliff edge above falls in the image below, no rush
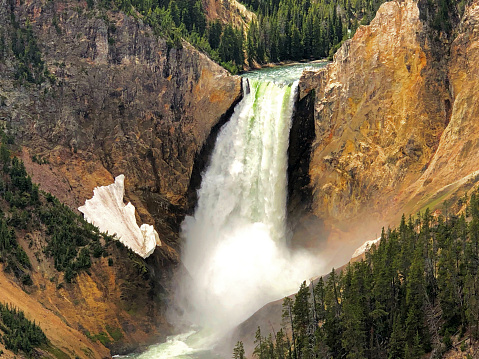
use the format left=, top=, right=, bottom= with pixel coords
left=295, top=0, right=479, bottom=262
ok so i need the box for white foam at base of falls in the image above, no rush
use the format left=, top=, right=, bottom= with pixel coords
left=79, top=174, right=160, bottom=258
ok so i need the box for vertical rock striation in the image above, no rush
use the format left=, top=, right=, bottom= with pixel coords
left=0, top=0, right=241, bottom=353
left=403, top=0, right=479, bottom=210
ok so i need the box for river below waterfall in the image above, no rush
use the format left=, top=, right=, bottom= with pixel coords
left=122, top=61, right=327, bottom=359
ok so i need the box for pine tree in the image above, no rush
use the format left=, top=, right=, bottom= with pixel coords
left=324, top=269, right=343, bottom=358
left=276, top=328, right=287, bottom=359
left=293, top=281, right=311, bottom=358
left=253, top=326, right=266, bottom=359
left=388, top=315, right=405, bottom=359
left=290, top=24, right=302, bottom=60
left=207, top=20, right=222, bottom=50
left=282, top=297, right=298, bottom=359
left=168, top=0, right=180, bottom=27
left=404, top=243, right=429, bottom=354
left=233, top=341, right=245, bottom=359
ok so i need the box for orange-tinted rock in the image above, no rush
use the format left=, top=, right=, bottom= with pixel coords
left=202, top=0, right=255, bottom=29
left=298, top=0, right=461, bottom=258
left=401, top=0, right=479, bottom=213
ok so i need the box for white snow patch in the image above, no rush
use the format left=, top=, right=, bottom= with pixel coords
left=79, top=174, right=159, bottom=258
left=352, top=237, right=381, bottom=258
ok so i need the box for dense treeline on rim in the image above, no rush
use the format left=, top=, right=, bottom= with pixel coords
left=89, top=0, right=469, bottom=73
left=91, top=0, right=390, bottom=72
left=1, top=0, right=470, bottom=76
left=244, top=0, right=386, bottom=65
left=235, top=190, right=479, bottom=359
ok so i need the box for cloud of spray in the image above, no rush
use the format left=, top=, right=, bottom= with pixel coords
left=179, top=217, right=321, bottom=332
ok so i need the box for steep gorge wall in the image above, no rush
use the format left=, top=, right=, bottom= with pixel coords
left=403, top=0, right=479, bottom=211
left=295, top=0, right=479, bottom=260
left=0, top=0, right=241, bottom=252
left=0, top=0, right=241, bottom=355
left=226, top=0, right=479, bottom=355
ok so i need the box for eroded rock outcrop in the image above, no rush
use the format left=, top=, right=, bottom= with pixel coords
left=202, top=0, right=255, bottom=29
left=0, top=0, right=242, bottom=253
left=403, top=0, right=479, bottom=211
left=296, top=0, right=473, bottom=258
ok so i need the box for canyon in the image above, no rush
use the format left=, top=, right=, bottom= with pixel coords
left=230, top=0, right=479, bottom=354
left=0, top=0, right=241, bottom=354
left=293, top=0, right=479, bottom=265
left=0, top=0, right=479, bottom=357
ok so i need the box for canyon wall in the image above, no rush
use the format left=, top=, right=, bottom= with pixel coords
left=296, top=0, right=479, bottom=261
left=405, top=0, right=479, bottom=213
left=234, top=0, right=479, bottom=354
left=0, top=0, right=241, bottom=252
left=0, top=0, right=241, bottom=355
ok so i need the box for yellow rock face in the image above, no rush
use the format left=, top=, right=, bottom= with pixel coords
left=299, top=0, right=479, bottom=256
left=403, top=0, right=479, bottom=212
left=201, top=0, right=255, bottom=30
left=0, top=267, right=110, bottom=359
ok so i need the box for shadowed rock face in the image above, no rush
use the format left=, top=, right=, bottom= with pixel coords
left=294, top=0, right=479, bottom=261
left=0, top=0, right=241, bottom=354
left=0, top=0, right=242, bottom=254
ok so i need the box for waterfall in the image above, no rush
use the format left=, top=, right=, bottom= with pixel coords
left=126, top=64, right=329, bottom=359
left=180, top=77, right=314, bottom=332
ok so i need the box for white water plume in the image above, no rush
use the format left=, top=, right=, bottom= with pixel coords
left=179, top=77, right=318, bottom=334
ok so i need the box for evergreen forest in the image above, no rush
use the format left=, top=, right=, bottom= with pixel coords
left=0, top=302, right=48, bottom=355
left=0, top=130, right=147, bottom=286
left=87, top=0, right=469, bottom=73
left=237, top=192, right=479, bottom=359
left=2, top=0, right=470, bottom=77
left=93, top=0, right=389, bottom=72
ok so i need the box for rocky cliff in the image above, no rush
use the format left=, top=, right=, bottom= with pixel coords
left=0, top=0, right=241, bottom=251
left=202, top=0, right=255, bottom=29
left=0, top=0, right=241, bottom=355
left=404, top=0, right=479, bottom=213
left=296, top=0, right=479, bottom=262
